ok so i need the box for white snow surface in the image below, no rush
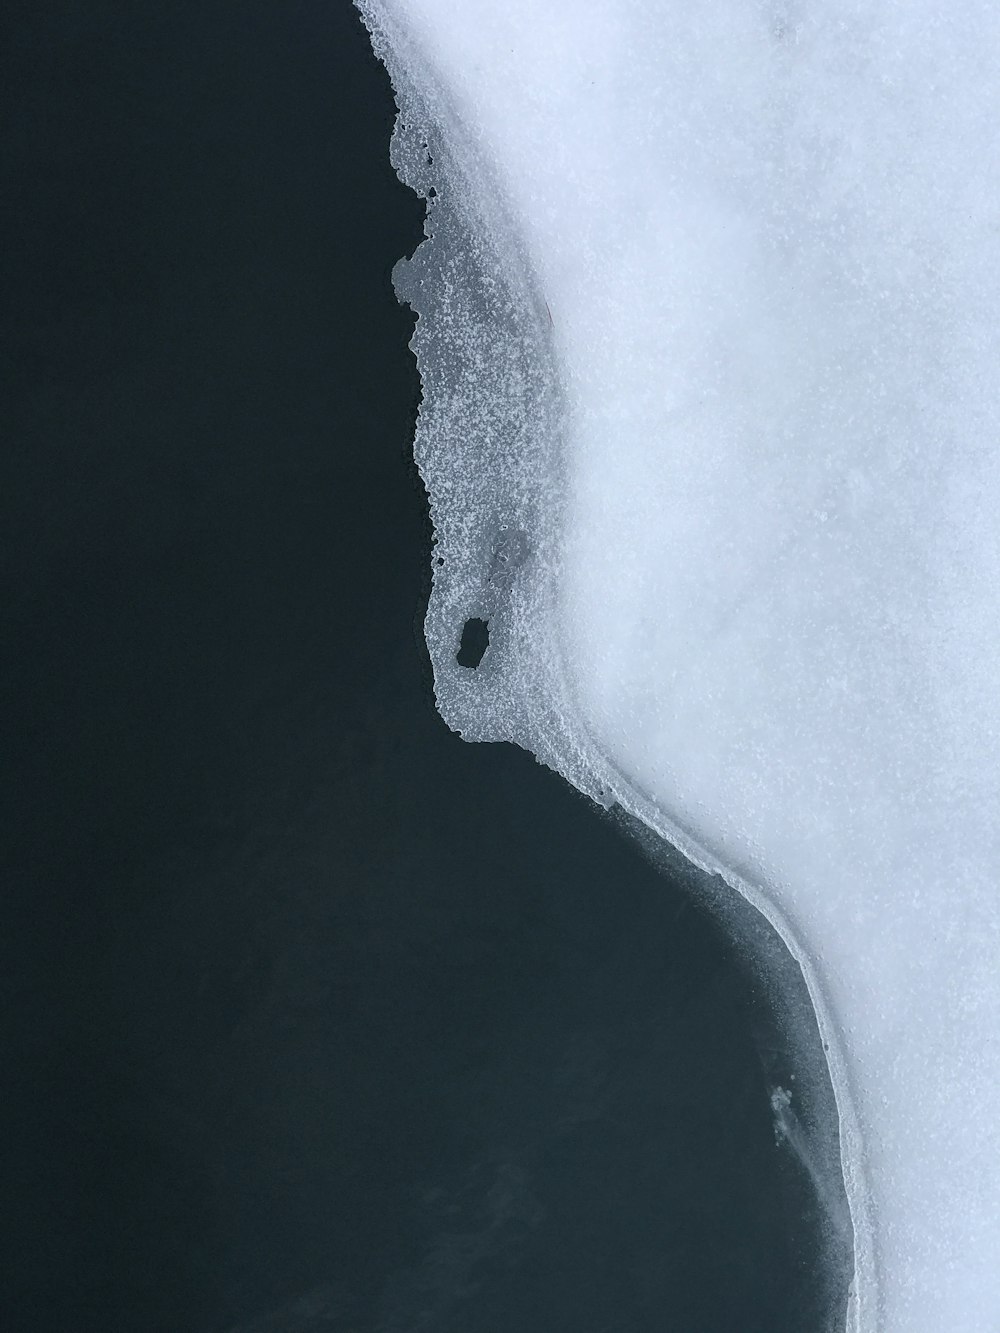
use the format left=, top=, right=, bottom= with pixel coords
left=358, top=3, right=1000, bottom=1330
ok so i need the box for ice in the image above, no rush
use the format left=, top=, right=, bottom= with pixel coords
left=357, top=2, right=1000, bottom=1329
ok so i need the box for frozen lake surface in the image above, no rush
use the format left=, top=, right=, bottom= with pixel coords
left=359, top=3, right=1000, bottom=1329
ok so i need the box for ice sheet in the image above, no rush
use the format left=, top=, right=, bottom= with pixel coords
left=357, top=3, right=1000, bottom=1329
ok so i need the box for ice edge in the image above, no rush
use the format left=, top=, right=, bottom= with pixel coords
left=356, top=4, right=878, bottom=1328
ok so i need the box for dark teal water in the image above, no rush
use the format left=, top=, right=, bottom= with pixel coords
left=2, top=3, right=842, bottom=1329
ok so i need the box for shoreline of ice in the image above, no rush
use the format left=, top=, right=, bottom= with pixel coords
left=357, top=7, right=874, bottom=1328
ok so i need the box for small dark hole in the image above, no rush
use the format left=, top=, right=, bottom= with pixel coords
left=436, top=556, right=444, bottom=566
left=456, top=617, right=489, bottom=669
left=427, top=185, right=437, bottom=199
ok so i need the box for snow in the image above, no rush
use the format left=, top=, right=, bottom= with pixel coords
left=357, top=3, right=1000, bottom=1329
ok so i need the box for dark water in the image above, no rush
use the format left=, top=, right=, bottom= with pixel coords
left=2, top=4, right=840, bottom=1330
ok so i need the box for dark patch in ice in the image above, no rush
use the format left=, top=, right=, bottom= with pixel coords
left=457, top=617, right=490, bottom=668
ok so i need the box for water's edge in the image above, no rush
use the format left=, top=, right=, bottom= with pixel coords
left=355, top=6, right=878, bottom=1328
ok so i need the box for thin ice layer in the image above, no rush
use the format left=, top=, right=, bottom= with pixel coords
left=357, top=3, right=1000, bottom=1331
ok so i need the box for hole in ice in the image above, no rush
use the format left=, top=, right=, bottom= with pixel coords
left=456, top=617, right=489, bottom=669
